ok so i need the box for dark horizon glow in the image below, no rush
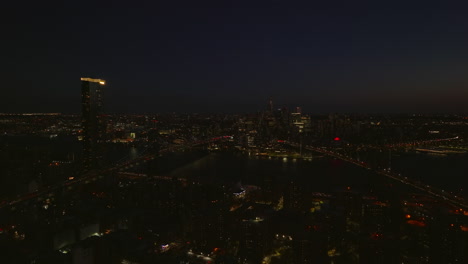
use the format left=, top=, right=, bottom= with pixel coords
left=3, top=1, right=468, bottom=113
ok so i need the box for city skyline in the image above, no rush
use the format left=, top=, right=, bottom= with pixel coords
left=1, top=69, right=468, bottom=262
left=3, top=1, right=468, bottom=113
left=2, top=1, right=468, bottom=260
left=1, top=108, right=467, bottom=263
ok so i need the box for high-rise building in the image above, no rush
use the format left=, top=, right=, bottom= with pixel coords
left=81, top=77, right=105, bottom=172
left=268, top=97, right=274, bottom=113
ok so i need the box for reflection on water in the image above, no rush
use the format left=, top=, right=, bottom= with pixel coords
left=147, top=152, right=376, bottom=194
left=145, top=150, right=468, bottom=197
left=1, top=135, right=467, bottom=198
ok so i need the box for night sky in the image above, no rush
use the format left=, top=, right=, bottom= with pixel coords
left=3, top=1, right=468, bottom=113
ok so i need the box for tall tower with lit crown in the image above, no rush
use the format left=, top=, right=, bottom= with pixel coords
left=81, top=77, right=105, bottom=172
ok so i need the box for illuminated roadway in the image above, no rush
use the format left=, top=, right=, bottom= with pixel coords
left=384, top=136, right=460, bottom=149
left=342, top=136, right=460, bottom=150
left=116, top=172, right=188, bottom=183
left=1, top=136, right=233, bottom=209
left=286, top=141, right=468, bottom=210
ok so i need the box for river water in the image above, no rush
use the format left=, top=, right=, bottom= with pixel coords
left=0, top=136, right=467, bottom=198
left=391, top=151, right=467, bottom=195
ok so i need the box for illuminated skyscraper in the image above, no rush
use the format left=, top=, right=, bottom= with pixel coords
left=81, top=77, right=105, bottom=172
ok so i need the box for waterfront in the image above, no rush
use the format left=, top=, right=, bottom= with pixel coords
left=145, top=148, right=468, bottom=201
left=160, top=152, right=374, bottom=192
left=1, top=135, right=467, bottom=199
